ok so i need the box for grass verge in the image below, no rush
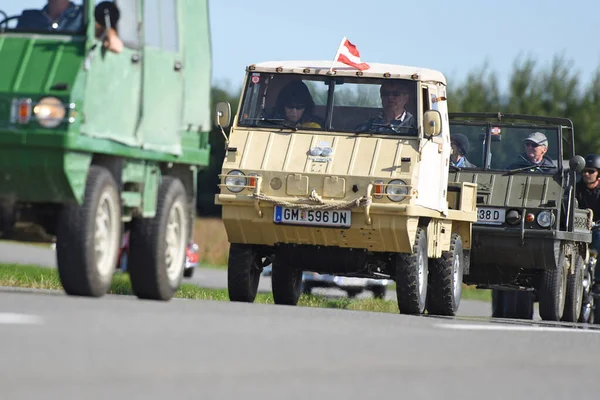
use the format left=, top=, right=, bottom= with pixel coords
left=0, top=264, right=490, bottom=313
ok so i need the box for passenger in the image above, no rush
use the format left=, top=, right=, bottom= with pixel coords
left=355, top=80, right=416, bottom=134
left=272, top=80, right=322, bottom=129
left=450, top=133, right=476, bottom=168
left=16, top=0, right=83, bottom=32
left=94, top=1, right=123, bottom=53
left=508, top=132, right=555, bottom=170
left=16, top=0, right=123, bottom=53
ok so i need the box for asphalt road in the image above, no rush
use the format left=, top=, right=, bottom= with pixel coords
left=1, top=287, right=599, bottom=400
left=1, top=241, right=600, bottom=398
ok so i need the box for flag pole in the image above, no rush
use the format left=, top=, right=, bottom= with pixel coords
left=329, top=36, right=346, bottom=73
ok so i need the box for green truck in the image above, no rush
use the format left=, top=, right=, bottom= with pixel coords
left=0, top=0, right=212, bottom=300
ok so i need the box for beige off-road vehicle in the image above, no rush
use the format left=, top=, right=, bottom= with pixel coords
left=214, top=60, right=477, bottom=316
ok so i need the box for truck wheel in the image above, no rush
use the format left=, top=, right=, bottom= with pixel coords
left=492, top=290, right=534, bottom=319
left=563, top=251, right=584, bottom=322
left=56, top=165, right=121, bottom=297
left=538, top=246, right=568, bottom=321
left=128, top=176, right=189, bottom=300
left=271, top=260, right=303, bottom=305
left=426, top=233, right=464, bottom=316
left=227, top=243, right=261, bottom=302
left=395, top=226, right=428, bottom=315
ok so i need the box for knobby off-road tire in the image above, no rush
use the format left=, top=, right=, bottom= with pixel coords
left=128, top=176, right=189, bottom=301
left=56, top=165, right=121, bottom=297
left=227, top=243, right=262, bottom=302
left=271, top=259, right=303, bottom=306
left=491, top=290, right=534, bottom=319
left=579, top=257, right=595, bottom=323
left=538, top=245, right=568, bottom=321
left=427, top=233, right=464, bottom=316
left=563, top=251, right=585, bottom=322
left=395, top=227, right=428, bottom=315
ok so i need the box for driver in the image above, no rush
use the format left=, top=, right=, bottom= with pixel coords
left=576, top=154, right=600, bottom=288
left=508, top=132, right=555, bottom=171
left=355, top=80, right=416, bottom=134
left=16, top=0, right=83, bottom=32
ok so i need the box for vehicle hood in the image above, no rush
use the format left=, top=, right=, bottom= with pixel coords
left=223, top=129, right=417, bottom=178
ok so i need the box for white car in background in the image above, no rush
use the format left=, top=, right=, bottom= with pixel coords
left=262, top=265, right=390, bottom=299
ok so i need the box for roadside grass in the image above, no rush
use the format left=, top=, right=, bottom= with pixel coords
left=0, top=263, right=490, bottom=314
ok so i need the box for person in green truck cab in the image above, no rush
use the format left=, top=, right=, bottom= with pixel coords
left=16, top=0, right=83, bottom=32
left=15, top=0, right=122, bottom=52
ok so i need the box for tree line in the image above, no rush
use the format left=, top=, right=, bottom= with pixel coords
left=197, top=55, right=600, bottom=215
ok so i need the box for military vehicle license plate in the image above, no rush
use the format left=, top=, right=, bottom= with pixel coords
left=273, top=206, right=351, bottom=228
left=476, top=207, right=505, bottom=225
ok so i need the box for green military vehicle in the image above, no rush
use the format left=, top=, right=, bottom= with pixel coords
left=214, top=60, right=477, bottom=316
left=0, top=0, right=212, bottom=300
left=447, top=113, right=591, bottom=322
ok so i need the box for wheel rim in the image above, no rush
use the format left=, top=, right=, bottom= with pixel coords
left=94, top=190, right=119, bottom=277
left=452, top=254, right=463, bottom=308
left=164, top=200, right=187, bottom=282
left=417, top=244, right=428, bottom=309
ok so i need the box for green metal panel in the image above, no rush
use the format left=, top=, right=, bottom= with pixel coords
left=80, top=46, right=142, bottom=147
left=138, top=0, right=184, bottom=155
left=180, top=0, right=212, bottom=134
left=0, top=148, right=90, bottom=203
left=142, top=164, right=160, bottom=217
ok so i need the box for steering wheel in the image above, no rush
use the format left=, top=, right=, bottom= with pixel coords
left=0, top=12, right=20, bottom=31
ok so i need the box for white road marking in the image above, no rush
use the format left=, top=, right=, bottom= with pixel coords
left=435, top=323, right=600, bottom=334
left=0, top=313, right=44, bottom=325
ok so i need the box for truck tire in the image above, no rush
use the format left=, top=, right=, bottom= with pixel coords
left=491, top=290, right=534, bottom=319
left=538, top=246, right=568, bottom=321
left=56, top=165, right=121, bottom=297
left=395, top=226, right=428, bottom=315
left=271, top=259, right=303, bottom=305
left=427, top=233, right=464, bottom=316
left=128, top=176, right=189, bottom=300
left=227, top=243, right=261, bottom=302
left=563, top=251, right=584, bottom=322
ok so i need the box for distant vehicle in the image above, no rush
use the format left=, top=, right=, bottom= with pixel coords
left=448, top=113, right=592, bottom=322
left=262, top=265, right=390, bottom=299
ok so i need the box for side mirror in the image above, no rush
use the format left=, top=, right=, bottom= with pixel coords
left=423, top=110, right=442, bottom=137
left=570, top=155, right=586, bottom=173
left=215, top=101, right=231, bottom=128
left=95, top=1, right=120, bottom=28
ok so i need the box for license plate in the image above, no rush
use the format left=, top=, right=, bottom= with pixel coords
left=273, top=206, right=351, bottom=228
left=476, top=207, right=505, bottom=225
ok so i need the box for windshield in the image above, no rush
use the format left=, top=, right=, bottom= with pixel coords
left=448, top=122, right=560, bottom=173
left=1, top=0, right=86, bottom=34
left=238, top=73, right=418, bottom=135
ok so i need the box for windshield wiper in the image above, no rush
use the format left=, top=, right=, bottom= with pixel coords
left=248, top=118, right=297, bottom=131
left=504, top=164, right=556, bottom=175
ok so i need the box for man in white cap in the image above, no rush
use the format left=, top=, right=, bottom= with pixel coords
left=509, top=131, right=555, bottom=170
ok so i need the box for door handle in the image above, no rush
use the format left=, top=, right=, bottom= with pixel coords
left=174, top=61, right=183, bottom=71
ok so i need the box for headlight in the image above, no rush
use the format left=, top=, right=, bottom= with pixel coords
left=224, top=170, right=246, bottom=193
left=385, top=179, right=408, bottom=202
left=33, top=97, right=66, bottom=128
left=536, top=210, right=554, bottom=228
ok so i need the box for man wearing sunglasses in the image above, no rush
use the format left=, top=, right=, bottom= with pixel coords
left=508, top=131, right=555, bottom=171
left=355, top=81, right=416, bottom=134
left=576, top=154, right=600, bottom=290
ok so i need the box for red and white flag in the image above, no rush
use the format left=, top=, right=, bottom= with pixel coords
left=332, top=37, right=370, bottom=71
